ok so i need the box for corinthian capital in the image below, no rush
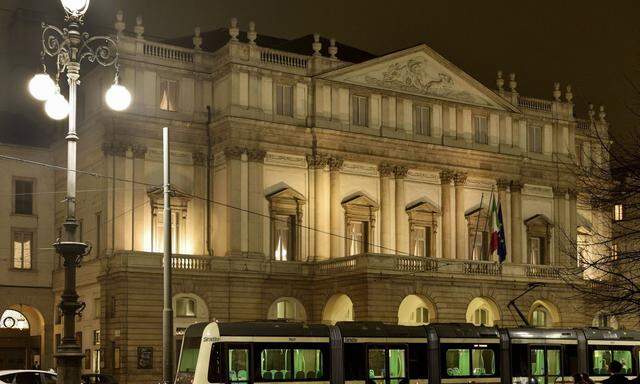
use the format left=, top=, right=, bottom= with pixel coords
left=307, top=153, right=329, bottom=169
left=246, top=148, right=267, bottom=162
left=394, top=165, right=409, bottom=179
left=453, top=172, right=468, bottom=186
left=224, top=146, right=245, bottom=160
left=378, top=163, right=395, bottom=177
left=439, top=169, right=455, bottom=184
left=328, top=156, right=344, bottom=172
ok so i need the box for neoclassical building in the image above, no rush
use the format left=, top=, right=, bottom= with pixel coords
left=0, top=10, right=617, bottom=383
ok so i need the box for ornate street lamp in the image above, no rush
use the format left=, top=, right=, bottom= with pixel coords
left=28, top=1, right=131, bottom=382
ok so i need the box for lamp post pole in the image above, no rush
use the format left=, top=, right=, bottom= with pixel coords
left=30, top=2, right=131, bottom=382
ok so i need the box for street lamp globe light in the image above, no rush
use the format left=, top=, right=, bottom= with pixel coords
left=44, top=90, right=70, bottom=120
left=60, top=0, right=90, bottom=16
left=105, top=83, right=132, bottom=111
left=28, top=73, right=56, bottom=101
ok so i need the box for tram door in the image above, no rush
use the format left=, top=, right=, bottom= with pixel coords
left=529, top=346, right=562, bottom=384
left=366, top=345, right=408, bottom=384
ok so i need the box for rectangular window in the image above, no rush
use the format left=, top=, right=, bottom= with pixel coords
left=575, top=142, right=583, bottom=166
left=159, top=79, right=178, bottom=111
left=260, top=349, right=291, bottom=380
left=445, top=348, right=495, bottom=377
left=93, top=330, right=100, bottom=346
left=274, top=215, right=294, bottom=261
left=411, top=226, right=431, bottom=257
left=473, top=115, right=489, bottom=144
left=416, top=307, right=429, bottom=324
left=446, top=349, right=470, bottom=376
left=414, top=105, right=431, bottom=136
left=528, top=125, right=543, bottom=153
left=13, top=231, right=33, bottom=269
left=529, top=237, right=546, bottom=265
left=14, top=179, right=33, bottom=215
left=368, top=348, right=386, bottom=382
left=612, top=243, right=619, bottom=260
left=176, top=298, right=196, bottom=317
left=352, top=95, right=369, bottom=127
left=293, top=349, right=323, bottom=380
left=388, top=349, right=406, bottom=383
left=275, top=84, right=294, bottom=117
left=614, top=204, right=623, bottom=221
left=113, top=344, right=121, bottom=369
left=155, top=210, right=180, bottom=254
left=229, top=348, right=249, bottom=383
left=348, top=221, right=367, bottom=256
left=470, top=231, right=490, bottom=261
left=276, top=300, right=294, bottom=319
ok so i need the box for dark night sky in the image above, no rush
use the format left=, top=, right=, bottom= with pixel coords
left=23, top=0, right=640, bottom=138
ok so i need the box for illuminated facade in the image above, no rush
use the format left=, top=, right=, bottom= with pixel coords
left=0, top=10, right=618, bottom=382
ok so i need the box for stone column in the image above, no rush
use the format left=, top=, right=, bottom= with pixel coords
left=510, top=181, right=523, bottom=264
left=132, top=145, right=147, bottom=251
left=395, top=165, right=409, bottom=255
left=102, top=141, right=128, bottom=251
left=247, top=149, right=266, bottom=257
left=497, top=179, right=510, bottom=261
left=225, top=146, right=245, bottom=256
left=378, top=163, right=395, bottom=254
left=308, top=154, right=330, bottom=260
left=191, top=151, right=207, bottom=255
left=329, top=157, right=344, bottom=258
left=454, top=172, right=468, bottom=259
left=439, top=170, right=455, bottom=259
left=553, top=187, right=568, bottom=265
left=568, top=188, right=578, bottom=264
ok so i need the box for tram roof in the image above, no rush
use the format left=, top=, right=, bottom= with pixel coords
left=507, top=327, right=578, bottom=340
left=217, top=321, right=330, bottom=337
left=583, top=327, right=640, bottom=341
left=429, top=323, right=500, bottom=339
left=336, top=321, right=428, bottom=339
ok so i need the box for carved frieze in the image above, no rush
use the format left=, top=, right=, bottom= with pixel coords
left=102, top=141, right=128, bottom=157
left=247, top=148, right=267, bottom=163
left=264, top=152, right=307, bottom=168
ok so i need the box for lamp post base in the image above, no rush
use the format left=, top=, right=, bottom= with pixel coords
left=54, top=347, right=84, bottom=384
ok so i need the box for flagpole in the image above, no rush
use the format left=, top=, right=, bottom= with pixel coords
left=472, top=193, right=484, bottom=261
left=482, top=187, right=495, bottom=260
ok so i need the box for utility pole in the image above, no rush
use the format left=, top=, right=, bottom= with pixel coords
left=162, top=127, right=174, bottom=384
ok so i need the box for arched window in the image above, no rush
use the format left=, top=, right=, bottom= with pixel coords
left=322, top=294, right=354, bottom=325
left=0, top=309, right=29, bottom=330
left=398, top=294, right=437, bottom=325
left=593, top=312, right=619, bottom=330
left=531, top=306, right=550, bottom=328
left=466, top=297, right=500, bottom=326
left=267, top=298, right=307, bottom=322
left=176, top=298, right=196, bottom=317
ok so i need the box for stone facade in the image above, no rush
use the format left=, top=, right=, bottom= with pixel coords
left=0, top=11, right=617, bottom=382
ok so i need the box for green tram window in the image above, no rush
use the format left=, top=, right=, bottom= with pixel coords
left=530, top=347, right=562, bottom=384
left=260, top=349, right=291, bottom=380
left=293, top=349, right=324, bottom=379
left=229, top=348, right=249, bottom=383
left=444, top=347, right=496, bottom=377
left=256, top=345, right=326, bottom=382
left=366, top=346, right=408, bottom=384
left=591, top=349, right=634, bottom=376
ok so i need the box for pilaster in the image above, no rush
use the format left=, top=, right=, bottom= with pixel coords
left=439, top=169, right=455, bottom=259
left=247, top=149, right=266, bottom=257
left=378, top=163, right=395, bottom=254
left=454, top=172, right=468, bottom=259
left=308, top=154, right=330, bottom=260
left=394, top=165, right=409, bottom=255
left=510, top=181, right=523, bottom=264
left=225, top=146, right=244, bottom=255
left=131, top=144, right=147, bottom=251
left=329, top=156, right=344, bottom=258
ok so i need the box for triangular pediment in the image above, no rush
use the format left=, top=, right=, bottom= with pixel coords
left=319, top=44, right=517, bottom=111
left=341, top=193, right=379, bottom=210
left=406, top=198, right=440, bottom=214
left=266, top=186, right=306, bottom=203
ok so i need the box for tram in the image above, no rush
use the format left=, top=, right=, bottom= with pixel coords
left=175, top=321, right=640, bottom=384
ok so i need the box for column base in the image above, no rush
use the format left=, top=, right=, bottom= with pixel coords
left=54, top=346, right=84, bottom=384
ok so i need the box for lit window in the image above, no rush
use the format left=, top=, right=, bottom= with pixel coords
left=473, top=115, right=488, bottom=144
left=470, top=231, right=490, bottom=261
left=260, top=349, right=291, bottom=380
left=531, top=306, right=550, bottom=327
left=529, top=237, right=544, bottom=264
left=575, top=142, right=583, bottom=166
left=0, top=309, right=29, bottom=330
left=614, top=204, right=623, bottom=221
left=276, top=300, right=294, bottom=320
left=597, top=313, right=610, bottom=328
left=473, top=308, right=489, bottom=326
left=13, top=230, right=33, bottom=269
left=528, top=125, right=543, bottom=153
left=612, top=243, right=619, bottom=260
left=414, top=105, right=431, bottom=136
left=411, top=226, right=431, bottom=257
left=228, top=349, right=249, bottom=383
left=93, top=329, right=100, bottom=346
left=160, top=79, right=178, bottom=111
left=352, top=95, right=369, bottom=127
left=14, top=179, right=33, bottom=215
left=525, top=215, right=552, bottom=264
left=176, top=298, right=196, bottom=317
left=275, top=84, right=294, bottom=117
left=415, top=307, right=429, bottom=324
left=348, top=221, right=366, bottom=256
left=155, top=210, right=180, bottom=253
left=274, top=215, right=294, bottom=261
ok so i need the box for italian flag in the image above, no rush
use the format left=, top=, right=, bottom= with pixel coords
left=489, top=197, right=507, bottom=263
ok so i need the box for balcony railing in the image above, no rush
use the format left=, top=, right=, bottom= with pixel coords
left=142, top=41, right=194, bottom=63
left=107, top=251, right=567, bottom=281
left=518, top=96, right=553, bottom=112
left=259, top=48, right=308, bottom=69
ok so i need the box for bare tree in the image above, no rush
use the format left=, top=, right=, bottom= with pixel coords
left=561, top=102, right=640, bottom=325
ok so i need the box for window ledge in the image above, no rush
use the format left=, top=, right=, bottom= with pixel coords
left=10, top=213, right=38, bottom=219
left=9, top=267, right=36, bottom=272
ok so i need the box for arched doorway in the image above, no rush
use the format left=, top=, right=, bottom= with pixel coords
left=0, top=305, right=45, bottom=369
left=465, top=297, right=500, bottom=326
left=397, top=295, right=437, bottom=325
left=322, top=294, right=353, bottom=325
left=267, top=298, right=307, bottom=321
